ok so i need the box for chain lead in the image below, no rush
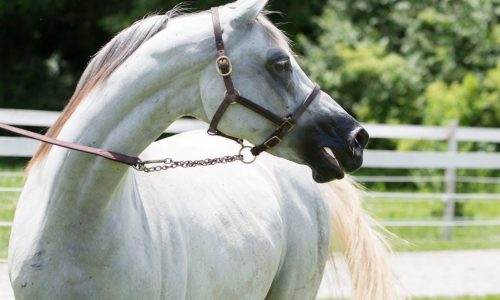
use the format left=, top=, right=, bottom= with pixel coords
left=133, top=153, right=246, bottom=173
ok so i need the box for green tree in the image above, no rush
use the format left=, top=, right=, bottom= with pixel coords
left=298, top=0, right=500, bottom=194
left=0, top=0, right=135, bottom=109
left=299, top=0, right=500, bottom=127
left=0, top=0, right=326, bottom=110
left=423, top=62, right=500, bottom=127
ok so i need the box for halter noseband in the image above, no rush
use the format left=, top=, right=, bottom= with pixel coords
left=208, top=7, right=321, bottom=157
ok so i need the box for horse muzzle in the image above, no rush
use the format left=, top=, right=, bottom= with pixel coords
left=297, top=116, right=369, bottom=183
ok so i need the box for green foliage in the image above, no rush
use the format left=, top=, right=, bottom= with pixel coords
left=300, top=36, right=423, bottom=123
left=299, top=0, right=500, bottom=128
left=0, top=228, right=10, bottom=258
left=316, top=0, right=500, bottom=82
left=0, top=0, right=135, bottom=110
left=0, top=0, right=326, bottom=110
left=423, top=62, right=500, bottom=127
left=298, top=0, right=500, bottom=198
left=364, top=198, right=500, bottom=251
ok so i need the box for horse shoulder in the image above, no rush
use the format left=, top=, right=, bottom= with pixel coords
left=137, top=132, right=330, bottom=298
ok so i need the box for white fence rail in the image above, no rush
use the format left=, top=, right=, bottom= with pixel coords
left=3, top=109, right=500, bottom=141
left=366, top=123, right=500, bottom=142
left=1, top=109, right=500, bottom=232
left=364, top=150, right=500, bottom=169
left=2, top=109, right=500, bottom=166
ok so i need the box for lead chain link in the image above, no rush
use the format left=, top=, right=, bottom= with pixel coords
left=133, top=154, right=244, bottom=173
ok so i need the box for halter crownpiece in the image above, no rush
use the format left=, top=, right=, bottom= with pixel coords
left=208, top=7, right=321, bottom=157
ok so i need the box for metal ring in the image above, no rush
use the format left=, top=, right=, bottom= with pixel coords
left=215, top=56, right=233, bottom=76
left=238, top=146, right=257, bottom=164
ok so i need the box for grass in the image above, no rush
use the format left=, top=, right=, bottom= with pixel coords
left=364, top=198, right=500, bottom=251
left=0, top=161, right=26, bottom=258
left=389, top=226, right=500, bottom=252
left=0, top=227, right=10, bottom=258
left=365, top=198, right=500, bottom=220
left=0, top=198, right=17, bottom=258
left=1, top=162, right=500, bottom=257
left=1, top=165, right=500, bottom=299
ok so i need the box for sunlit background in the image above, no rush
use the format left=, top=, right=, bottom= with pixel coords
left=1, top=0, right=499, bottom=299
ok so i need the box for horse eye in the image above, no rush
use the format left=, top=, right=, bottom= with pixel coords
left=266, top=48, right=292, bottom=75
left=272, top=60, right=292, bottom=73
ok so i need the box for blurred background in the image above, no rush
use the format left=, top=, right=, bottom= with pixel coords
left=0, top=0, right=499, bottom=299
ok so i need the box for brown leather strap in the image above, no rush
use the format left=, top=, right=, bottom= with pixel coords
left=251, top=84, right=321, bottom=155
left=209, top=7, right=237, bottom=135
left=0, top=123, right=140, bottom=166
left=211, top=7, right=238, bottom=97
left=212, top=7, right=225, bottom=53
left=209, top=6, right=321, bottom=156
left=234, top=95, right=284, bottom=125
left=291, top=84, right=321, bottom=122
left=207, top=127, right=243, bottom=144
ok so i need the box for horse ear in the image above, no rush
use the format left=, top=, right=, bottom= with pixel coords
left=226, top=0, right=268, bottom=27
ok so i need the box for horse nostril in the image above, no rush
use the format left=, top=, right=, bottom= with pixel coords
left=353, top=127, right=369, bottom=150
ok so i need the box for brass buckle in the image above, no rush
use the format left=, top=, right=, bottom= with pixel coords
left=278, top=117, right=295, bottom=132
left=264, top=136, right=282, bottom=149
left=215, top=56, right=233, bottom=76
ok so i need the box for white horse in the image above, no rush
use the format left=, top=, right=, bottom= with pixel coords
left=8, top=1, right=397, bottom=299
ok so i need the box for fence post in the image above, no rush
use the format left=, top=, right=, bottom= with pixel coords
left=443, top=120, right=458, bottom=240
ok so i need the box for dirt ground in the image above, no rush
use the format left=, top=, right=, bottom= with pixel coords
left=318, top=249, right=500, bottom=298
left=2, top=250, right=500, bottom=299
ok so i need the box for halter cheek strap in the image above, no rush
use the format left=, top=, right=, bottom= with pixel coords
left=208, top=7, right=321, bottom=156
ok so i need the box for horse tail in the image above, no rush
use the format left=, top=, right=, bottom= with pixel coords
left=322, top=177, right=400, bottom=300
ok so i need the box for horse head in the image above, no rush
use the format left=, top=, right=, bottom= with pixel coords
left=26, top=0, right=368, bottom=184
left=199, top=0, right=369, bottom=182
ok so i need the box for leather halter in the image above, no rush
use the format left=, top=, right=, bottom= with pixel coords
left=0, top=7, right=321, bottom=168
left=208, top=7, right=321, bottom=156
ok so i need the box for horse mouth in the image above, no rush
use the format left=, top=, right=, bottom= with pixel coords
left=322, top=146, right=342, bottom=169
left=311, top=146, right=345, bottom=182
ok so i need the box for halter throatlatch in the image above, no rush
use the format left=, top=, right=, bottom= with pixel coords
left=208, top=7, right=321, bottom=157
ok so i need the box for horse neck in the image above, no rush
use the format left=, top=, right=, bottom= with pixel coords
left=37, top=13, right=215, bottom=213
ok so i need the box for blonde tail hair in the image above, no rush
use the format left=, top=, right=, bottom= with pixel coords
left=322, top=177, right=401, bottom=300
